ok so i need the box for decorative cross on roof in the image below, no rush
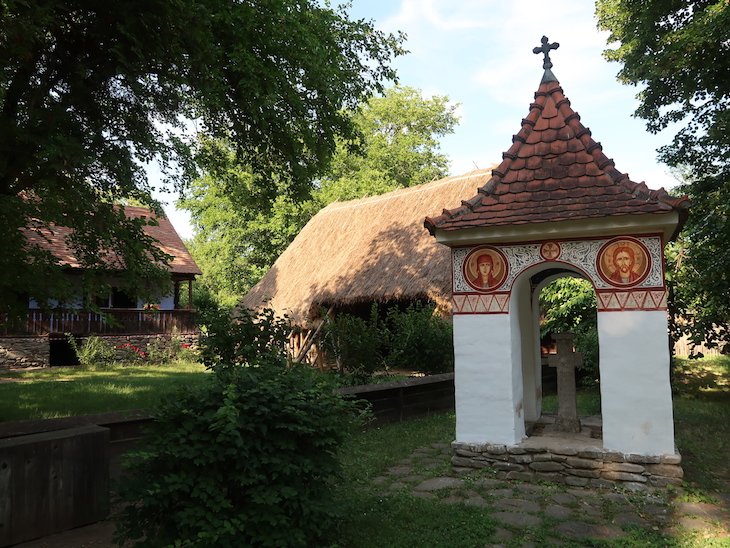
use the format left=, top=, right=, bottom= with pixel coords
left=533, top=36, right=559, bottom=70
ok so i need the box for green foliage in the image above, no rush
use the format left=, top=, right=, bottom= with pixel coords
left=199, top=306, right=291, bottom=376
left=115, top=363, right=361, bottom=547
left=180, top=138, right=321, bottom=304
left=180, top=86, right=459, bottom=306
left=316, top=86, right=459, bottom=203
left=322, top=304, right=385, bottom=384
left=666, top=195, right=730, bottom=356
left=68, top=335, right=116, bottom=369
left=0, top=0, right=403, bottom=314
left=596, top=0, right=729, bottom=170
left=386, top=303, right=453, bottom=374
left=321, top=302, right=454, bottom=380
left=115, top=343, right=148, bottom=364
left=143, top=337, right=170, bottom=363
left=539, top=278, right=599, bottom=382
left=596, top=0, right=730, bottom=353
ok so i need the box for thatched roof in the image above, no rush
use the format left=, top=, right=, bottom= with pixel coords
left=242, top=168, right=493, bottom=324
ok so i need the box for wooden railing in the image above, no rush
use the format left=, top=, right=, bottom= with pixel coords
left=1, top=309, right=198, bottom=336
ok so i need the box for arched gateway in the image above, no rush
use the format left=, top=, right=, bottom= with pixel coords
left=425, top=38, right=689, bottom=489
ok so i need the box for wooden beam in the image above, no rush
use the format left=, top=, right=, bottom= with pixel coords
left=293, top=306, right=333, bottom=364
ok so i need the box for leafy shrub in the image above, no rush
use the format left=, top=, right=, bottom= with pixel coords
left=574, top=327, right=599, bottom=386
left=539, top=277, right=599, bottom=384
left=114, top=363, right=361, bottom=547
left=386, top=303, right=453, bottom=374
left=115, top=342, right=148, bottom=363
left=199, top=306, right=290, bottom=375
left=144, top=334, right=183, bottom=363
left=321, top=304, right=385, bottom=383
left=68, top=334, right=116, bottom=368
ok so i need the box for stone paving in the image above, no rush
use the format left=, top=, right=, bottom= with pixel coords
left=370, top=442, right=730, bottom=546
left=18, top=440, right=730, bottom=547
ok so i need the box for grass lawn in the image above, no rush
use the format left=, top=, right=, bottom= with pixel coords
left=0, top=360, right=210, bottom=422
left=672, top=355, right=730, bottom=496
left=1, top=355, right=727, bottom=545
left=336, top=412, right=499, bottom=546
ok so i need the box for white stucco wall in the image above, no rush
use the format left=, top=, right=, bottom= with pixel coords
left=598, top=309, right=676, bottom=455
left=454, top=314, right=525, bottom=445
left=159, top=294, right=175, bottom=310
left=511, top=275, right=540, bottom=423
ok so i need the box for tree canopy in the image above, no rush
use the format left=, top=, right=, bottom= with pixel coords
left=0, top=0, right=403, bottom=314
left=182, top=86, right=459, bottom=306
left=317, top=86, right=458, bottom=202
left=596, top=0, right=730, bottom=352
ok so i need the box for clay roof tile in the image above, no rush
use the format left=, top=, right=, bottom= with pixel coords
left=423, top=66, right=688, bottom=236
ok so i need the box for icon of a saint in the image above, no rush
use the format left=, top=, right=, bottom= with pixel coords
left=464, top=247, right=508, bottom=292
left=473, top=254, right=499, bottom=289
left=597, top=238, right=650, bottom=287
left=609, top=246, right=640, bottom=284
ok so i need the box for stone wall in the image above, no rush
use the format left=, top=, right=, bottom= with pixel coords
left=0, top=337, right=49, bottom=368
left=101, top=333, right=200, bottom=360
left=451, top=441, right=683, bottom=491
left=0, top=333, right=200, bottom=369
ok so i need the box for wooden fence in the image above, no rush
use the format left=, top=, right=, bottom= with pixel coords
left=673, top=334, right=723, bottom=358
left=2, top=309, right=197, bottom=336
left=0, top=374, right=455, bottom=545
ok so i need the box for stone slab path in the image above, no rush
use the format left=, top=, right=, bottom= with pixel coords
left=16, top=441, right=730, bottom=547
left=371, top=442, right=729, bottom=546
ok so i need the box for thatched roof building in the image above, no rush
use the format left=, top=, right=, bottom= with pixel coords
left=242, top=168, right=494, bottom=325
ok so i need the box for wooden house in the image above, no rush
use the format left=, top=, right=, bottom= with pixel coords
left=0, top=206, right=201, bottom=367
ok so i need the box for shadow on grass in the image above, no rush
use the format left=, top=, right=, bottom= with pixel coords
left=0, top=363, right=210, bottom=421
left=670, top=357, right=730, bottom=494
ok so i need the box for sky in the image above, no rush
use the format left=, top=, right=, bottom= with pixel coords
left=157, top=0, right=680, bottom=239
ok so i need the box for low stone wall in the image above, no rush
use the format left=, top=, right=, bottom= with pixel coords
left=451, top=441, right=683, bottom=491
left=0, top=337, right=49, bottom=368
left=102, top=333, right=200, bottom=360
left=0, top=333, right=200, bottom=369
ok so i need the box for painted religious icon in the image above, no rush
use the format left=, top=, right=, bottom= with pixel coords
left=597, top=237, right=651, bottom=287
left=464, top=246, right=508, bottom=292
left=540, top=241, right=561, bottom=261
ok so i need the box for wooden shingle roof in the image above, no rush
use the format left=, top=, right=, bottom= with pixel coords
left=425, top=75, right=689, bottom=235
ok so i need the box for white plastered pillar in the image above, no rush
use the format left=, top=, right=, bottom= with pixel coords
left=598, top=309, right=676, bottom=455
left=513, top=274, right=540, bottom=423
left=454, top=313, right=525, bottom=445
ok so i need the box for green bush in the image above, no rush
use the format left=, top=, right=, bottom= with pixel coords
left=574, top=326, right=599, bottom=386
left=321, top=304, right=385, bottom=383
left=68, top=334, right=116, bottom=368
left=199, top=306, right=290, bottom=375
left=115, top=363, right=361, bottom=547
left=539, top=277, right=599, bottom=385
left=386, top=303, right=453, bottom=374
left=144, top=334, right=182, bottom=363
left=115, top=342, right=148, bottom=364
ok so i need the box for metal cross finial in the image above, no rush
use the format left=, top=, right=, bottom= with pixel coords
left=533, top=36, right=559, bottom=70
